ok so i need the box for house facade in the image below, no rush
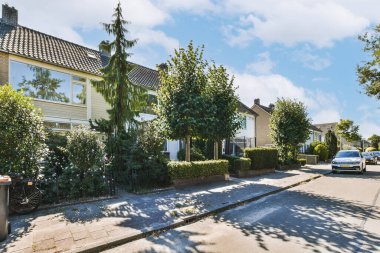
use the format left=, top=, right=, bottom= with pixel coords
left=0, top=4, right=256, bottom=160
left=223, top=101, right=257, bottom=156
left=300, top=125, right=323, bottom=153
left=251, top=98, right=274, bottom=147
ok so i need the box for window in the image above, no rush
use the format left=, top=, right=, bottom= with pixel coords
left=240, top=116, right=247, bottom=130
left=43, top=121, right=71, bottom=130
left=10, top=61, right=86, bottom=105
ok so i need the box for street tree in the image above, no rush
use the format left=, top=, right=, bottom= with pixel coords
left=325, top=130, right=338, bottom=158
left=357, top=25, right=380, bottom=100
left=368, top=134, right=380, bottom=150
left=205, top=64, right=241, bottom=159
left=92, top=2, right=146, bottom=136
left=157, top=41, right=208, bottom=162
left=335, top=119, right=361, bottom=149
left=270, top=98, right=311, bottom=163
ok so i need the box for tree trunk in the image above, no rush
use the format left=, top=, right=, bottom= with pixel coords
left=214, top=141, right=219, bottom=160
left=185, top=135, right=191, bottom=162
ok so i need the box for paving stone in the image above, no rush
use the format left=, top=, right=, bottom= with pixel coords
left=33, top=232, right=55, bottom=243
left=90, top=229, right=108, bottom=240
left=72, top=231, right=89, bottom=241
left=54, top=230, right=72, bottom=242
left=55, top=237, right=74, bottom=252
left=86, top=224, right=105, bottom=233
left=32, top=238, right=56, bottom=251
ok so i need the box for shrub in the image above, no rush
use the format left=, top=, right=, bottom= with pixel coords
left=366, top=147, right=377, bottom=152
left=0, top=85, right=46, bottom=176
left=168, top=160, right=228, bottom=180
left=313, top=144, right=328, bottom=161
left=234, top=158, right=251, bottom=171
left=244, top=148, right=278, bottom=170
left=297, top=158, right=306, bottom=166
left=65, top=125, right=105, bottom=180
left=177, top=147, right=206, bottom=161
left=307, top=141, right=324, bottom=154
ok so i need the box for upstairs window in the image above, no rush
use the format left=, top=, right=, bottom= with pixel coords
left=10, top=61, right=86, bottom=105
left=240, top=116, right=247, bottom=130
left=142, top=94, right=158, bottom=114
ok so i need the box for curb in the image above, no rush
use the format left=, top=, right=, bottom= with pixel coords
left=72, top=170, right=331, bottom=253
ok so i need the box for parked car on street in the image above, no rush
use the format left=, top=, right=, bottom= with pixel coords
left=331, top=150, right=366, bottom=174
left=362, top=152, right=377, bottom=165
left=371, top=151, right=380, bottom=160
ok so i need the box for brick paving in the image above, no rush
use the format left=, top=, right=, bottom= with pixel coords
left=0, top=165, right=330, bottom=253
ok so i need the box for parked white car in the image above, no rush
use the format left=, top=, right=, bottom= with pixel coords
left=331, top=150, right=366, bottom=174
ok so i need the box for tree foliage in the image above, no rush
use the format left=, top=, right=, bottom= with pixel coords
left=335, top=119, right=361, bottom=143
left=313, top=144, right=328, bottom=162
left=157, top=41, right=209, bottom=161
left=368, top=134, right=380, bottom=149
left=92, top=2, right=146, bottom=135
left=204, top=64, right=240, bottom=159
left=270, top=98, right=311, bottom=163
left=0, top=84, right=46, bottom=176
left=325, top=130, right=338, bottom=159
left=357, top=25, right=380, bottom=100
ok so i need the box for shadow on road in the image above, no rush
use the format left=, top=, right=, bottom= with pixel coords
left=211, top=189, right=380, bottom=253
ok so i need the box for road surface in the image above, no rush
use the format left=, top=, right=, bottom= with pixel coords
left=105, top=165, right=380, bottom=253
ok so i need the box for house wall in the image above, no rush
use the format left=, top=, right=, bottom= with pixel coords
left=0, top=51, right=9, bottom=85
left=235, top=113, right=256, bottom=139
left=252, top=105, right=273, bottom=147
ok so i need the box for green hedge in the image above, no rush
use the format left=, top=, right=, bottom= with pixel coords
left=222, top=155, right=251, bottom=173
left=234, top=158, right=251, bottom=171
left=244, top=148, right=278, bottom=170
left=297, top=158, right=306, bottom=166
left=168, top=160, right=228, bottom=180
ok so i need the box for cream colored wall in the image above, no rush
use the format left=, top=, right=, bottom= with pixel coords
left=252, top=105, right=273, bottom=147
left=0, top=51, right=9, bottom=85
left=8, top=54, right=110, bottom=122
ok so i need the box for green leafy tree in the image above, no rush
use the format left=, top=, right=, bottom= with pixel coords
left=270, top=98, right=311, bottom=163
left=357, top=25, right=380, bottom=100
left=157, top=41, right=208, bottom=162
left=18, top=66, right=69, bottom=102
left=0, top=84, right=46, bottom=176
left=92, top=2, right=146, bottom=135
left=313, top=144, right=328, bottom=161
left=368, top=134, right=380, bottom=149
left=335, top=119, right=361, bottom=149
left=205, top=64, right=240, bottom=159
left=325, top=130, right=338, bottom=159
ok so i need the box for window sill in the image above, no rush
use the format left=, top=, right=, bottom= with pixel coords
left=32, top=98, right=87, bottom=108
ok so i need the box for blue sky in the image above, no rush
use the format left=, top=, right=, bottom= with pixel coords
left=9, top=0, right=380, bottom=138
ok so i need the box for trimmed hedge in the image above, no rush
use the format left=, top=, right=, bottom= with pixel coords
left=244, top=148, right=278, bottom=170
left=297, top=158, right=306, bottom=166
left=168, top=160, right=228, bottom=180
left=234, top=158, right=251, bottom=172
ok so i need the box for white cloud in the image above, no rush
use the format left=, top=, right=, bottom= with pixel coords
left=246, top=52, right=275, bottom=75
left=222, top=0, right=370, bottom=48
left=231, top=67, right=341, bottom=124
left=292, top=47, right=331, bottom=71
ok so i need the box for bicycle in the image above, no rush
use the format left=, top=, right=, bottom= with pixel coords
left=9, top=173, right=42, bottom=214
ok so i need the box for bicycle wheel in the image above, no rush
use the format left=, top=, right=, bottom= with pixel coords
left=10, top=186, right=42, bottom=214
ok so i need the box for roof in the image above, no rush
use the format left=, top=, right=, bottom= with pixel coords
left=238, top=101, right=258, bottom=116
left=0, top=22, right=160, bottom=90
left=310, top=125, right=322, bottom=132
left=252, top=103, right=273, bottom=115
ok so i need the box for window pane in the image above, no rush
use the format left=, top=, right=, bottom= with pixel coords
left=10, top=61, right=70, bottom=103
left=72, top=76, right=86, bottom=82
left=73, top=83, right=86, bottom=104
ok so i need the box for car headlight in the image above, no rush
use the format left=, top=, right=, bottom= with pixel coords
left=354, top=161, right=361, bottom=164
left=332, top=161, right=336, bottom=164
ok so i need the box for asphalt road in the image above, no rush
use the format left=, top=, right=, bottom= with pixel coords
left=105, top=165, right=380, bottom=253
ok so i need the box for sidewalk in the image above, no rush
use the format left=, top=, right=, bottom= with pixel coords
left=0, top=165, right=330, bottom=253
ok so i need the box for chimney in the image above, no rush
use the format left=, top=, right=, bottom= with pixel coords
left=254, top=98, right=260, bottom=105
left=99, top=40, right=111, bottom=57
left=2, top=4, right=18, bottom=26
left=269, top=103, right=275, bottom=110
left=157, top=63, right=168, bottom=72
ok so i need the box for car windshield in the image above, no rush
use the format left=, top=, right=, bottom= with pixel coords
left=362, top=152, right=371, bottom=156
left=335, top=151, right=360, bottom=158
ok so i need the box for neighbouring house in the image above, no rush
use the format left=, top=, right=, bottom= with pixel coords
left=314, top=122, right=353, bottom=149
left=300, top=125, right=323, bottom=153
left=251, top=98, right=274, bottom=147
left=223, top=101, right=258, bottom=156
left=0, top=4, right=257, bottom=161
